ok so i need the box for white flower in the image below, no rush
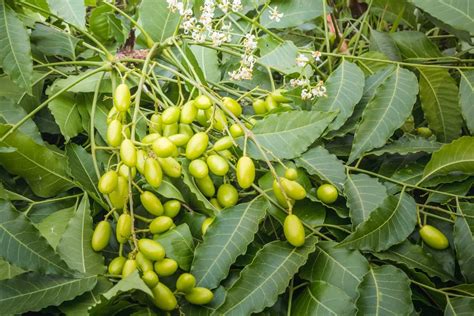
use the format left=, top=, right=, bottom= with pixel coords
left=191, top=26, right=206, bottom=43
left=181, top=17, right=196, bottom=34
left=311, top=81, right=327, bottom=97
left=232, top=0, right=242, bottom=11
left=301, top=89, right=313, bottom=100
left=269, top=6, right=283, bottom=22
left=218, top=0, right=230, bottom=13
left=312, top=51, right=322, bottom=62
left=296, top=54, right=309, bottom=67
left=243, top=33, right=257, bottom=52
left=210, top=30, right=229, bottom=46
left=290, top=78, right=310, bottom=87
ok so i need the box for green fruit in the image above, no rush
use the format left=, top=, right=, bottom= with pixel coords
left=272, top=180, right=294, bottom=208
left=284, top=168, right=298, bottom=181
left=144, top=158, right=163, bottom=187
left=210, top=198, right=222, bottom=210
left=120, top=139, right=137, bottom=167
left=284, top=215, right=305, bottom=247
left=150, top=216, right=174, bottom=234
left=196, top=175, right=216, bottom=197
left=229, top=124, right=244, bottom=138
left=196, top=109, right=209, bottom=126
left=140, top=191, right=164, bottom=216
left=162, top=123, right=179, bottom=137
left=218, top=149, right=234, bottom=161
left=108, top=256, right=126, bottom=275
left=107, top=119, right=123, bottom=147
left=213, top=136, right=234, bottom=151
left=157, top=157, right=182, bottom=178
left=154, top=258, right=178, bottom=276
left=207, top=155, right=229, bottom=176
left=265, top=95, right=278, bottom=111
left=122, top=259, right=137, bottom=278
left=217, top=184, right=238, bottom=208
left=149, top=114, right=162, bottom=134
left=222, top=97, right=242, bottom=117
left=236, top=156, right=255, bottom=189
left=181, top=101, right=198, bottom=123
left=252, top=99, right=267, bottom=114
left=142, top=133, right=161, bottom=144
left=107, top=106, right=121, bottom=124
left=152, top=137, right=176, bottom=158
left=138, top=239, right=166, bottom=261
left=168, top=133, right=190, bottom=147
left=194, top=95, right=212, bottom=109
left=136, top=252, right=154, bottom=272
left=189, top=159, right=209, bottom=179
left=185, top=287, right=214, bottom=305
left=281, top=178, right=306, bottom=200
left=114, top=83, right=131, bottom=112
left=186, top=132, right=209, bottom=160
left=201, top=217, right=214, bottom=235
left=176, top=273, right=196, bottom=293
left=419, top=225, right=449, bottom=250
left=142, top=270, right=159, bottom=288
left=270, top=89, right=291, bottom=103
left=118, top=164, right=136, bottom=179
left=162, top=106, right=181, bottom=125
left=91, top=220, right=111, bottom=251
left=116, top=214, right=132, bottom=244
left=164, top=200, right=181, bottom=218
left=179, top=123, right=194, bottom=138
left=136, top=150, right=146, bottom=174
left=316, top=184, right=338, bottom=204
left=98, top=170, right=118, bottom=194
left=212, top=108, right=228, bottom=131
left=152, top=282, right=177, bottom=311
left=109, top=176, right=128, bottom=209
left=416, top=127, right=433, bottom=138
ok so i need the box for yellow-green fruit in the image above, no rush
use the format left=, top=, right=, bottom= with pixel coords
left=149, top=114, right=162, bottom=134
left=142, top=133, right=161, bottom=144
left=152, top=137, right=176, bottom=158
left=91, top=220, right=111, bottom=251
left=168, top=133, right=190, bottom=147
left=210, top=198, right=222, bottom=210
left=138, top=239, right=166, bottom=261
left=419, top=225, right=449, bottom=250
left=140, top=191, right=164, bottom=216
left=181, top=101, right=198, bottom=123
left=236, top=156, right=255, bottom=189
left=201, top=217, right=214, bottom=235
left=164, top=200, right=181, bottom=218
left=253, top=99, right=267, bottom=114
left=284, top=215, right=305, bottom=247
left=196, top=175, right=216, bottom=197
left=270, top=89, right=291, bottom=103
left=176, top=273, right=196, bottom=293
left=196, top=109, right=209, bottom=126
left=265, top=95, right=278, bottom=111
left=212, top=108, right=228, bottom=131
left=194, top=95, right=212, bottom=110
left=109, top=176, right=128, bottom=209
left=272, top=180, right=294, bottom=208
left=107, top=119, right=123, bottom=147
left=222, top=97, right=242, bottom=117
left=189, top=159, right=209, bottom=179
left=162, top=106, right=181, bottom=125
left=213, top=136, right=233, bottom=151
left=150, top=216, right=174, bottom=234
left=316, top=184, right=338, bottom=204
left=98, top=170, right=118, bottom=194
left=158, top=157, right=181, bottom=178
left=281, top=178, right=306, bottom=200
left=217, top=184, right=238, bottom=208
left=186, top=132, right=209, bottom=160
left=122, top=259, right=138, bottom=278
left=114, top=83, right=131, bottom=112
left=185, top=287, right=214, bottom=305
left=417, top=127, right=433, bottom=138
left=144, top=158, right=163, bottom=187
left=118, top=164, right=136, bottom=179
left=120, top=139, right=137, bottom=167
left=229, top=124, right=244, bottom=138
left=108, top=256, right=126, bottom=275
left=179, top=123, right=194, bottom=138
left=284, top=168, right=298, bottom=181
left=207, top=155, right=229, bottom=176
left=154, top=258, right=178, bottom=277
left=107, top=106, right=121, bottom=124
left=136, top=252, right=154, bottom=272
left=142, top=270, right=159, bottom=288
left=116, top=214, right=132, bottom=244
left=218, top=149, right=234, bottom=161
left=152, top=282, right=177, bottom=311
left=136, top=150, right=146, bottom=174
left=162, top=123, right=179, bottom=137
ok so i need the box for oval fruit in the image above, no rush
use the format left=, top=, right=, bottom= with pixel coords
left=107, top=119, right=123, bottom=147
left=136, top=252, right=154, bottom=272
left=316, top=184, right=338, bottom=204
left=417, top=127, right=433, bottom=138
left=229, top=124, right=244, bottom=138
left=162, top=106, right=181, bottom=125
left=419, top=225, right=449, bottom=250
left=270, top=89, right=291, bottom=103
left=272, top=180, right=294, bottom=208
left=168, top=133, right=190, bottom=147
left=136, top=150, right=146, bottom=174
left=149, top=113, right=162, bottom=134
left=142, top=270, right=159, bottom=288
left=122, top=259, right=137, bottom=278
left=142, top=133, right=161, bottom=144
left=210, top=198, right=222, bottom=210
left=114, top=83, right=131, bottom=112
left=222, top=97, right=242, bottom=117
left=118, top=164, right=136, bottom=179
left=116, top=213, right=132, bottom=244
left=194, top=95, right=212, bottom=109
left=108, top=256, right=126, bottom=275
left=180, top=101, right=197, bottom=123
left=265, top=95, right=278, bottom=111
left=176, top=273, right=196, bottom=293
left=189, top=159, right=209, bottom=179
left=150, top=216, right=174, bottom=234
left=152, top=282, right=177, bottom=311
left=213, top=136, right=233, bottom=151
left=140, top=191, right=164, bottom=216
left=138, top=239, right=166, bottom=261
left=212, top=108, right=228, bottom=131
left=108, top=176, right=128, bottom=209
left=201, top=217, right=214, bottom=235
left=217, top=184, right=238, bottom=208
left=207, top=155, right=229, bottom=176
left=284, top=215, right=305, bottom=247
left=120, top=139, right=137, bottom=167
left=154, top=258, right=178, bottom=277
left=284, top=168, right=298, bottom=181
left=185, top=287, right=214, bottom=305
left=98, top=170, right=118, bottom=194
left=236, top=156, right=255, bottom=189
left=164, top=200, right=181, bottom=218
left=252, top=99, right=267, bottom=114
left=281, top=178, right=306, bottom=200
left=196, top=109, right=209, bottom=126
left=144, top=158, right=163, bottom=187
left=152, top=137, right=176, bottom=158
left=91, top=220, right=111, bottom=251
left=196, top=175, right=215, bottom=197
left=158, top=157, right=181, bottom=178
left=186, top=132, right=209, bottom=160
left=162, top=122, right=179, bottom=137
left=179, top=123, right=194, bottom=138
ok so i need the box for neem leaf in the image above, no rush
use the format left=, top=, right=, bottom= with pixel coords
left=156, top=224, right=194, bottom=271
left=454, top=202, right=474, bottom=283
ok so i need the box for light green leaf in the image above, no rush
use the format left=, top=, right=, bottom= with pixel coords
left=0, top=124, right=75, bottom=197
left=50, top=70, right=113, bottom=94
left=0, top=97, right=42, bottom=145
left=0, top=273, right=96, bottom=314
left=138, top=0, right=180, bottom=43
left=57, top=195, right=105, bottom=275
left=370, top=30, right=402, bottom=61
left=296, top=146, right=346, bottom=191
left=314, top=61, right=365, bottom=132
left=191, top=198, right=268, bottom=289
left=47, top=0, right=86, bottom=29
left=410, top=0, right=474, bottom=34
left=390, top=31, right=443, bottom=59
left=0, top=257, right=24, bottom=281
left=258, top=41, right=303, bottom=74
left=349, top=67, right=418, bottom=163
left=36, top=206, right=75, bottom=249
left=356, top=265, right=414, bottom=315
left=454, top=202, right=474, bottom=283
left=260, top=0, right=325, bottom=29
left=89, top=5, right=124, bottom=43
left=300, top=241, right=369, bottom=300
left=190, top=45, right=221, bottom=83
left=339, top=192, right=417, bottom=252
left=31, top=24, right=78, bottom=59
left=0, top=1, right=33, bottom=94
left=49, top=93, right=84, bottom=140
left=239, top=111, right=336, bottom=160
left=368, top=134, right=442, bottom=156
left=373, top=240, right=453, bottom=281
left=292, top=281, right=357, bottom=316
left=0, top=201, right=73, bottom=276
left=418, top=68, right=462, bottom=142
left=344, top=173, right=388, bottom=227
left=421, top=136, right=474, bottom=184
left=101, top=270, right=153, bottom=301
left=156, top=224, right=194, bottom=271
left=459, top=70, right=474, bottom=134
left=216, top=238, right=317, bottom=315
left=445, top=297, right=474, bottom=316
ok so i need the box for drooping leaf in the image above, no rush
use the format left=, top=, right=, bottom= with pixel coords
left=36, top=206, right=75, bottom=249
left=300, top=241, right=369, bottom=300
left=156, top=224, right=194, bottom=271
left=356, top=265, right=414, bottom=315
left=238, top=111, right=336, bottom=160
left=47, top=0, right=86, bottom=29
left=190, top=45, right=221, bottom=83
left=260, top=0, right=325, bottom=28
left=0, top=273, right=96, bottom=314
left=0, top=124, right=75, bottom=197
left=418, top=68, right=462, bottom=142
left=344, top=173, right=388, bottom=227
left=216, top=238, right=317, bottom=315
left=296, top=146, right=346, bottom=191
left=426, top=178, right=474, bottom=204
left=459, top=70, right=474, bottom=134
left=0, top=1, right=33, bottom=93
left=370, top=30, right=402, bottom=61
left=339, top=192, right=417, bottom=252
left=445, top=297, right=474, bottom=316
left=191, top=198, right=268, bottom=289
left=368, top=134, right=442, bottom=156
left=314, top=60, right=365, bottom=132
left=102, top=271, right=153, bottom=300
left=31, top=23, right=79, bottom=59
left=349, top=67, right=418, bottom=163
left=258, top=41, right=304, bottom=74
left=59, top=278, right=112, bottom=316
left=138, top=0, right=180, bottom=43
left=454, top=202, right=474, bottom=283
left=48, top=93, right=84, bottom=140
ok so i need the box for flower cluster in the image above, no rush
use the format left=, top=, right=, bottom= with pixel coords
left=296, top=51, right=322, bottom=68
left=229, top=33, right=258, bottom=80
left=290, top=77, right=327, bottom=100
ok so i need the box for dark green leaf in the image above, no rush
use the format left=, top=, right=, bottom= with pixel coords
left=368, top=134, right=442, bottom=156
left=48, top=93, right=84, bottom=140
left=31, top=23, right=78, bottom=59
left=459, top=70, right=474, bottom=134
left=0, top=257, right=24, bottom=280
left=454, top=202, right=474, bottom=283
left=156, top=224, right=194, bottom=271
left=0, top=96, right=42, bottom=145
left=445, top=297, right=474, bottom=316
left=36, top=206, right=75, bottom=249
left=260, top=0, right=325, bottom=29
left=390, top=31, right=442, bottom=59
left=370, top=30, right=402, bottom=61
